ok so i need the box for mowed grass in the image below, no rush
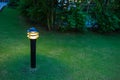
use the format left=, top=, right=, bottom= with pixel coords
left=0, top=7, right=120, bottom=80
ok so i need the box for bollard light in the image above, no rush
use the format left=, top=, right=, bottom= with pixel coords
left=27, top=27, right=39, bottom=69
left=27, top=28, right=39, bottom=39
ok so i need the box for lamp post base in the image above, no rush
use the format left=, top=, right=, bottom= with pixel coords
left=29, top=68, right=37, bottom=72
left=30, top=39, right=36, bottom=68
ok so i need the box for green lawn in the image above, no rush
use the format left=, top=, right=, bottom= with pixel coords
left=0, top=7, right=120, bottom=80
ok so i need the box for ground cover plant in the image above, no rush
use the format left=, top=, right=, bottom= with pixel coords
left=0, top=8, right=120, bottom=80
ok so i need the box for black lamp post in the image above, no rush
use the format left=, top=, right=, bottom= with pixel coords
left=27, top=27, right=39, bottom=69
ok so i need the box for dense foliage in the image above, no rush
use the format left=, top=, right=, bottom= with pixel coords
left=14, top=0, right=120, bottom=32
left=8, top=0, right=19, bottom=7
left=91, top=0, right=120, bottom=32
left=19, top=0, right=57, bottom=30
left=55, top=6, right=86, bottom=31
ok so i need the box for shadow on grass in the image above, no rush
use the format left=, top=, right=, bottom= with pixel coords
left=0, top=54, right=70, bottom=80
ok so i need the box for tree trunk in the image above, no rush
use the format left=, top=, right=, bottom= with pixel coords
left=47, top=14, right=51, bottom=31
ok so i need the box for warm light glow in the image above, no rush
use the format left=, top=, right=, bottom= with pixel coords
left=27, top=32, right=39, bottom=39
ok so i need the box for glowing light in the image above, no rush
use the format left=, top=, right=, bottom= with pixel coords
left=27, top=27, right=39, bottom=39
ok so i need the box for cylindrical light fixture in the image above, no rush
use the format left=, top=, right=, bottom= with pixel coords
left=27, top=27, right=39, bottom=69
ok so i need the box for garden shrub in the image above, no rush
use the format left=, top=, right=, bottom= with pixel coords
left=91, top=0, right=120, bottom=32
left=19, top=0, right=57, bottom=30
left=18, top=0, right=120, bottom=33
left=55, top=5, right=86, bottom=32
left=8, top=0, right=19, bottom=7
left=67, top=7, right=86, bottom=32
left=19, top=0, right=47, bottom=23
